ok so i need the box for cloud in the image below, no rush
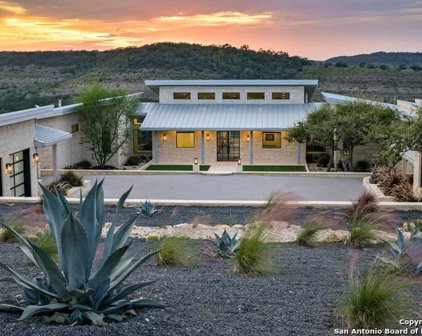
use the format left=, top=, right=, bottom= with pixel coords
left=0, top=1, right=26, bottom=14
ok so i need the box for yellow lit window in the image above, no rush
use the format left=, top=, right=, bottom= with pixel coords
left=262, top=132, right=281, bottom=149
left=247, top=92, right=265, bottom=100
left=272, top=92, right=290, bottom=100
left=176, top=132, right=195, bottom=148
left=222, top=92, right=240, bottom=100
left=173, top=92, right=191, bottom=100
left=133, top=117, right=143, bottom=126
left=198, top=92, right=215, bottom=100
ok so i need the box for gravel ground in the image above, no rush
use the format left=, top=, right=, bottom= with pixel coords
left=0, top=239, right=421, bottom=336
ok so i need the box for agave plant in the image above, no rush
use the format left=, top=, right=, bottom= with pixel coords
left=136, top=200, right=160, bottom=217
left=379, top=227, right=422, bottom=275
left=0, top=181, right=160, bottom=325
left=214, top=230, right=240, bottom=258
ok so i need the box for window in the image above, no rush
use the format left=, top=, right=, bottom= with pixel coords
left=133, top=130, right=152, bottom=153
left=176, top=132, right=195, bottom=148
left=173, top=92, right=191, bottom=100
left=71, top=123, right=79, bottom=133
left=262, top=132, right=281, bottom=149
left=272, top=92, right=290, bottom=100
left=198, top=92, right=215, bottom=100
left=247, top=92, right=265, bottom=100
left=222, top=92, right=240, bottom=100
left=132, top=118, right=143, bottom=126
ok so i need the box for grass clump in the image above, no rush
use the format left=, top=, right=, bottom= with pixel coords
left=347, top=193, right=379, bottom=248
left=233, top=225, right=276, bottom=274
left=35, top=230, right=57, bottom=261
left=296, top=220, right=326, bottom=246
left=0, top=216, right=26, bottom=243
left=147, top=234, right=197, bottom=266
left=341, top=267, right=413, bottom=329
left=59, top=171, right=83, bottom=187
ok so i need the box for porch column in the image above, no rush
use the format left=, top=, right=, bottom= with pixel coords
left=52, top=144, right=58, bottom=180
left=413, top=151, right=422, bottom=198
left=249, top=131, right=254, bottom=164
left=153, top=131, right=159, bottom=164
left=201, top=131, right=205, bottom=164
left=297, top=143, right=302, bottom=164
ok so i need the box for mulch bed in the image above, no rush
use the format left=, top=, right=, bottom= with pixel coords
left=1, top=239, right=421, bottom=336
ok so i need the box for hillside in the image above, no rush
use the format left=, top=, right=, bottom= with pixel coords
left=326, top=52, right=422, bottom=66
left=0, top=43, right=421, bottom=113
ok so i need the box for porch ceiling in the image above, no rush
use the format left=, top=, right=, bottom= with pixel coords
left=139, top=103, right=326, bottom=131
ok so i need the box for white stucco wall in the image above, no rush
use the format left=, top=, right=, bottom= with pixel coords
left=0, top=120, right=38, bottom=196
left=159, top=86, right=306, bottom=104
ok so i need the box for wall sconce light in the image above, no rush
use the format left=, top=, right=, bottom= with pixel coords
left=163, top=133, right=167, bottom=141
left=5, top=163, right=12, bottom=174
left=246, top=134, right=250, bottom=142
left=32, top=152, right=39, bottom=163
left=194, top=158, right=198, bottom=165
left=237, top=159, right=242, bottom=166
left=206, top=133, right=210, bottom=141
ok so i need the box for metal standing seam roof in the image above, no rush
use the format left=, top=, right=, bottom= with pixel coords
left=138, top=103, right=326, bottom=131
left=321, top=92, right=398, bottom=110
left=145, top=79, right=318, bottom=87
left=34, top=124, right=72, bottom=148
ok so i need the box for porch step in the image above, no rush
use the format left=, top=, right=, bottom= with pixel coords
left=202, top=165, right=238, bottom=175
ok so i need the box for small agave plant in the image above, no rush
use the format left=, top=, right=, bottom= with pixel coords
left=214, top=230, right=240, bottom=258
left=136, top=200, right=160, bottom=217
left=0, top=181, right=161, bottom=325
left=379, top=227, right=422, bottom=275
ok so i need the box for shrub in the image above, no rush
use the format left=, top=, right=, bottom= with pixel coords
left=136, top=200, right=160, bottom=217
left=35, top=230, right=57, bottom=261
left=65, top=160, right=92, bottom=169
left=147, top=235, right=197, bottom=266
left=233, top=225, right=275, bottom=274
left=316, top=153, right=330, bottom=167
left=124, top=155, right=143, bottom=166
left=48, top=180, right=70, bottom=195
left=348, top=219, right=377, bottom=248
left=0, top=182, right=160, bottom=325
left=349, top=192, right=379, bottom=224
left=296, top=220, right=326, bottom=246
left=59, top=171, right=83, bottom=187
left=0, top=216, right=26, bottom=243
left=341, top=267, right=413, bottom=329
left=379, top=227, right=422, bottom=275
left=214, top=230, right=240, bottom=257
left=352, top=160, right=370, bottom=172
left=403, top=219, right=422, bottom=232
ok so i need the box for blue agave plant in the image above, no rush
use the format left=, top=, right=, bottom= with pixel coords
left=379, top=227, right=422, bottom=275
left=136, top=200, right=160, bottom=217
left=214, top=230, right=240, bottom=258
left=0, top=180, right=161, bottom=325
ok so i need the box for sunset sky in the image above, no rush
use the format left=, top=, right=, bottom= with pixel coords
left=0, top=0, right=421, bottom=59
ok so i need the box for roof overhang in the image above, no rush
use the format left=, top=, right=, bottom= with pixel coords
left=321, top=92, right=398, bottom=110
left=34, top=124, right=72, bottom=148
left=139, top=103, right=326, bottom=131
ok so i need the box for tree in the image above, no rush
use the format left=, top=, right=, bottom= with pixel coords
left=288, top=102, right=400, bottom=171
left=77, top=85, right=138, bottom=168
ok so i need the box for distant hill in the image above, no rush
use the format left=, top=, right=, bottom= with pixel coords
left=326, top=52, right=422, bottom=66
left=0, top=44, right=421, bottom=114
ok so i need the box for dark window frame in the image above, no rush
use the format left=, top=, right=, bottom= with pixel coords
left=247, top=92, right=265, bottom=100
left=222, top=92, right=240, bottom=100
left=272, top=92, right=290, bottom=100
left=198, top=92, right=215, bottom=100
left=71, top=123, right=79, bottom=133
left=173, top=92, right=191, bottom=100
left=262, top=132, right=282, bottom=149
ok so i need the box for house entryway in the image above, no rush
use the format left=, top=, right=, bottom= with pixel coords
left=205, top=163, right=239, bottom=175
left=217, top=131, right=240, bottom=161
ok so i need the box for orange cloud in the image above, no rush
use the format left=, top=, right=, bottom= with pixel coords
left=0, top=1, right=26, bottom=15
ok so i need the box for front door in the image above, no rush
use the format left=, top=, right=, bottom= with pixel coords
left=217, top=131, right=240, bottom=161
left=9, top=149, right=31, bottom=197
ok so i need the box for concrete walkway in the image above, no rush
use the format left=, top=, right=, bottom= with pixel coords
left=84, top=174, right=364, bottom=202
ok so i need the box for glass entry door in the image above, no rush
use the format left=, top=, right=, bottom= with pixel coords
left=9, top=149, right=31, bottom=197
left=217, top=131, right=240, bottom=161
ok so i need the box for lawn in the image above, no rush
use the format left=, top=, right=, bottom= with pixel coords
left=243, top=165, right=306, bottom=172
left=146, top=165, right=210, bottom=171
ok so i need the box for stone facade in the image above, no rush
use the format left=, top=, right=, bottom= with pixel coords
left=0, top=120, right=38, bottom=196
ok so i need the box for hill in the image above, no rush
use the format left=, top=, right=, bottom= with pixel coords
left=0, top=43, right=421, bottom=113
left=326, top=52, right=422, bottom=66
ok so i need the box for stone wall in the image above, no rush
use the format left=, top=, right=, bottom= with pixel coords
left=0, top=120, right=38, bottom=196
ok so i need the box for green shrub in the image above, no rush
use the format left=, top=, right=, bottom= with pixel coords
left=65, top=160, right=92, bottom=169
left=136, top=200, right=160, bottom=217
left=48, top=180, right=70, bottom=195
left=35, top=230, right=57, bottom=261
left=403, top=219, right=422, bottom=232
left=233, top=225, right=275, bottom=274
left=59, top=171, right=83, bottom=187
left=147, top=235, right=197, bottom=266
left=352, top=160, right=370, bottom=172
left=0, top=216, right=27, bottom=243
left=349, top=219, right=377, bottom=248
left=296, top=221, right=326, bottom=246
left=0, top=182, right=160, bottom=325
left=341, top=267, right=413, bottom=329
left=124, top=155, right=143, bottom=166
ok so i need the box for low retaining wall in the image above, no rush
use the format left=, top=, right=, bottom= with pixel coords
left=362, top=176, right=395, bottom=201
